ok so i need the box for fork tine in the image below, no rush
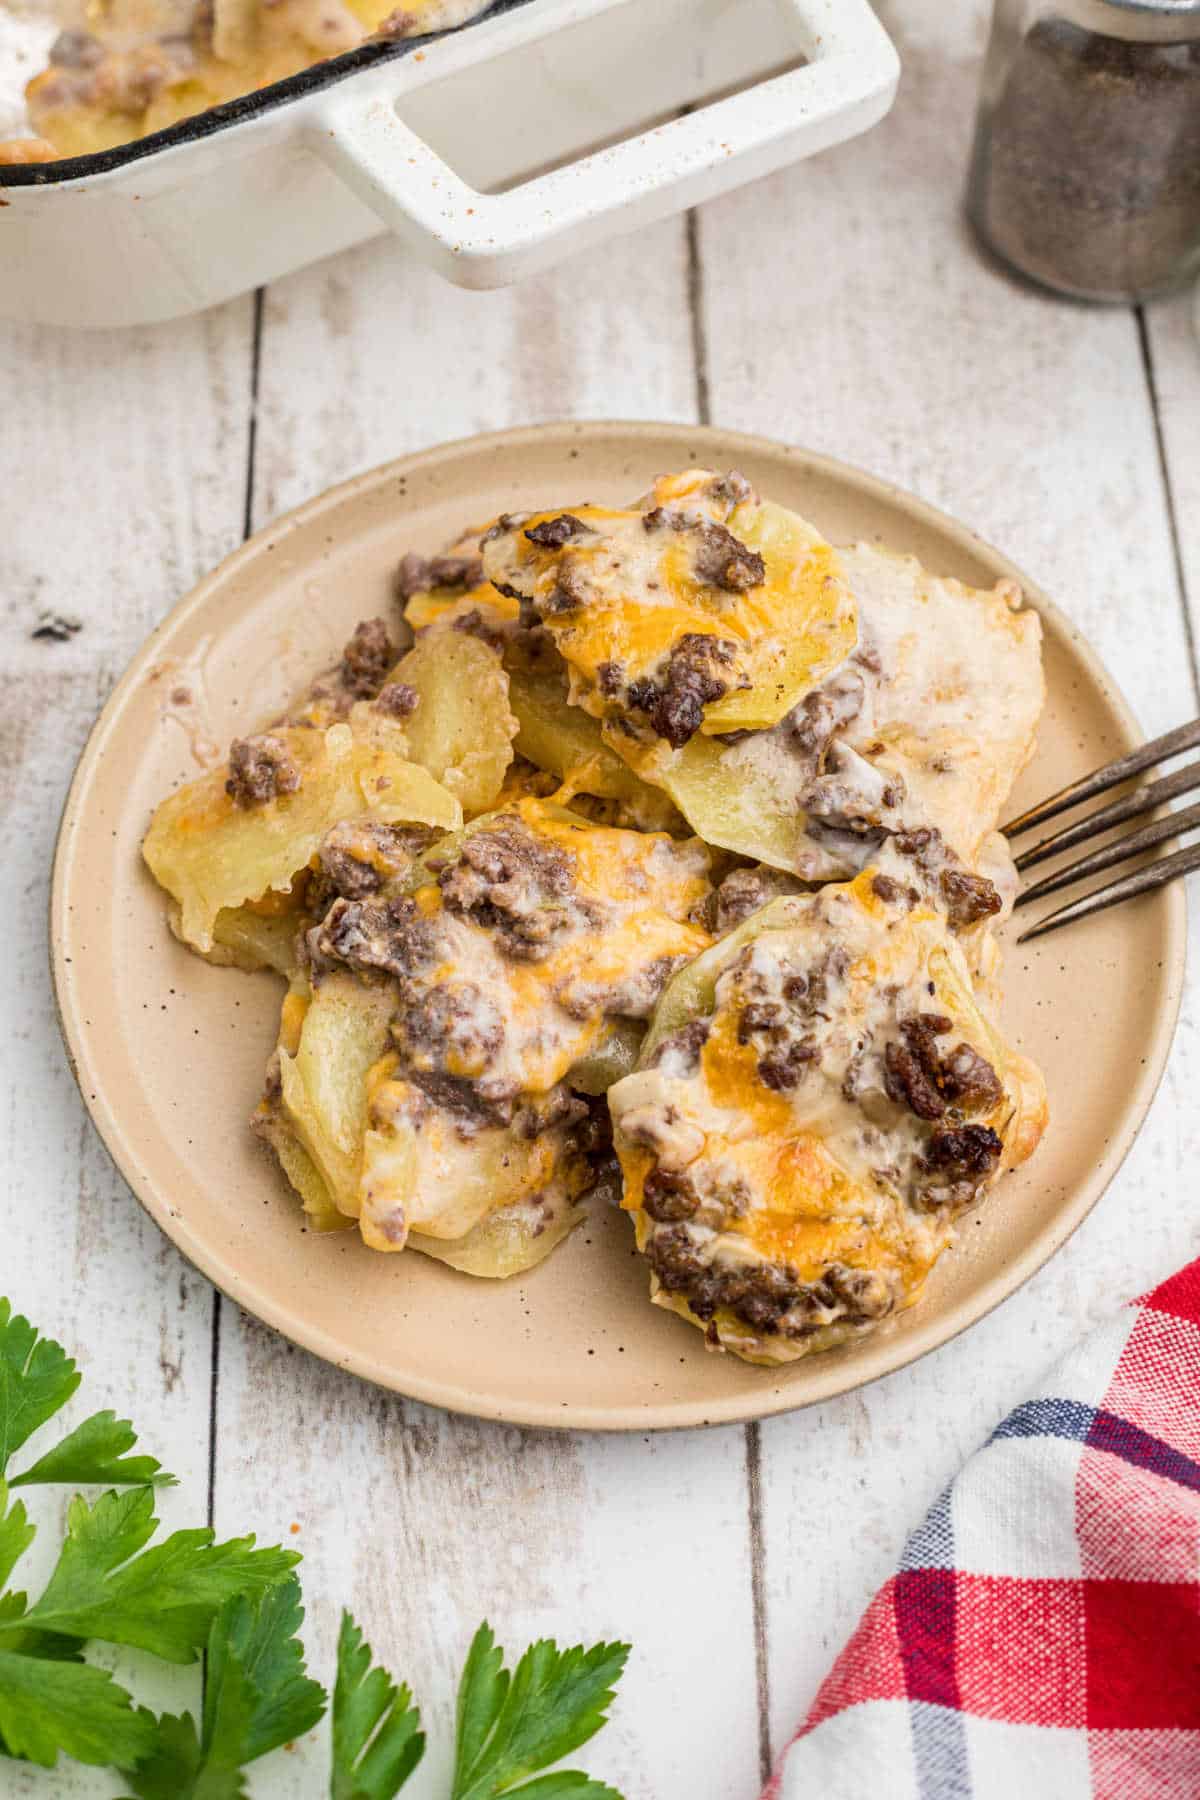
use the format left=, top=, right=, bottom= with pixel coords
left=1013, top=759, right=1200, bottom=873
left=1003, top=716, right=1200, bottom=838
left=1017, top=839, right=1200, bottom=943
left=1015, top=798, right=1200, bottom=908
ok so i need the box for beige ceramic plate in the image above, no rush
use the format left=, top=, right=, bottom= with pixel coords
left=51, top=423, right=1185, bottom=1430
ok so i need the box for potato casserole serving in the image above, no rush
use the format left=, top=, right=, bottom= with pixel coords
left=143, top=466, right=1049, bottom=1365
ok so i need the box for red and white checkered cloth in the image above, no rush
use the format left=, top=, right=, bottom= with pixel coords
left=764, top=1263, right=1200, bottom=1800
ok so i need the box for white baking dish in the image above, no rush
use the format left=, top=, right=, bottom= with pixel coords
left=0, top=0, right=899, bottom=329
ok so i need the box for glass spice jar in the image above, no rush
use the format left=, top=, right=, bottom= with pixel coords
left=967, top=0, right=1200, bottom=302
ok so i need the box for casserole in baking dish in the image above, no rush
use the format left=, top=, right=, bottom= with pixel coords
left=2, top=0, right=496, bottom=161
left=0, top=0, right=899, bottom=328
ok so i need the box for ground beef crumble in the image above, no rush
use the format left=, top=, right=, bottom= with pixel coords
left=452, top=608, right=508, bottom=654
left=317, top=821, right=433, bottom=901
left=919, top=1123, right=1003, bottom=1208
left=310, top=894, right=438, bottom=981
left=393, top=982, right=505, bottom=1081
left=396, top=550, right=484, bottom=599
left=647, top=1019, right=711, bottom=1077
left=802, top=744, right=905, bottom=836
left=374, top=681, right=419, bottom=719
left=642, top=507, right=765, bottom=593
left=641, top=1167, right=702, bottom=1223
left=711, top=865, right=807, bottom=932
left=644, top=1225, right=892, bottom=1337
left=405, top=1069, right=515, bottom=1130
left=480, top=511, right=532, bottom=549
left=729, top=944, right=848, bottom=1092
left=870, top=873, right=919, bottom=907
left=692, top=520, right=766, bottom=592
left=883, top=1012, right=1003, bottom=1125
left=338, top=619, right=396, bottom=700
left=787, top=667, right=866, bottom=761
left=525, top=513, right=593, bottom=550
left=704, top=470, right=757, bottom=516
left=892, top=828, right=1003, bottom=931
left=225, top=734, right=301, bottom=808
left=940, top=866, right=1004, bottom=931
left=540, top=557, right=593, bottom=617
left=627, top=632, right=739, bottom=748
left=883, top=1038, right=946, bottom=1122
left=437, top=818, right=597, bottom=962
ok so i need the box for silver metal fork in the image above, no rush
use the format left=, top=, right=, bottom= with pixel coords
left=1004, top=719, right=1200, bottom=943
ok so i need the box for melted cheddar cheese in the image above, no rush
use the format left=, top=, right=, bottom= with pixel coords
left=337, top=798, right=712, bottom=1254
left=395, top=798, right=712, bottom=1096
left=479, top=471, right=858, bottom=739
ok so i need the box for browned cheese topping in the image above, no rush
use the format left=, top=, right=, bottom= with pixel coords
left=609, top=844, right=1046, bottom=1358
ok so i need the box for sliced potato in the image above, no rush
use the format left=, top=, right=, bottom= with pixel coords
left=506, top=665, right=684, bottom=832
left=605, top=725, right=840, bottom=875
left=263, top=1093, right=587, bottom=1268
left=213, top=892, right=307, bottom=975
left=359, top=1065, right=593, bottom=1253
left=277, top=972, right=395, bottom=1217
left=507, top=666, right=642, bottom=802
left=167, top=893, right=306, bottom=976
left=696, top=498, right=857, bottom=734
left=638, top=897, right=803, bottom=1065
left=263, top=1138, right=584, bottom=1271
left=567, top=1019, right=645, bottom=1095
left=144, top=720, right=461, bottom=952
left=360, top=1070, right=556, bottom=1247
left=254, top=976, right=352, bottom=1233
left=393, top=628, right=518, bottom=817
left=256, top=1111, right=349, bottom=1233
left=259, top=977, right=597, bottom=1266
left=409, top=1194, right=584, bottom=1278
left=493, top=757, right=562, bottom=807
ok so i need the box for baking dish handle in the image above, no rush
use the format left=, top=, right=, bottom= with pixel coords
left=312, top=0, right=899, bottom=290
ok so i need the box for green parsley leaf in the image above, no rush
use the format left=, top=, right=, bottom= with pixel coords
left=122, top=1575, right=325, bottom=1800
left=118, top=1710, right=206, bottom=1800
left=0, top=1487, right=299, bottom=1661
left=451, top=1631, right=629, bottom=1800
left=0, top=1585, right=88, bottom=1673
left=0, top=1593, right=25, bottom=1630
left=0, top=1300, right=81, bottom=1475
left=0, top=1647, right=153, bottom=1769
left=11, top=1410, right=176, bottom=1490
left=0, top=1482, right=35, bottom=1589
left=0, top=1588, right=84, bottom=1671
left=454, top=1623, right=509, bottom=1795
left=332, top=1610, right=425, bottom=1799
left=207, top=1573, right=326, bottom=1762
left=493, top=1779, right=623, bottom=1799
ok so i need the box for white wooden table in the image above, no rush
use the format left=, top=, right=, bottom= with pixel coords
left=5, top=4, right=1200, bottom=1794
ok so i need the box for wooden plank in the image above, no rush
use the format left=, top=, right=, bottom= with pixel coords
left=697, top=0, right=1200, bottom=1763
left=1145, top=292, right=1200, bottom=665
left=251, top=226, right=702, bottom=523
left=0, top=301, right=254, bottom=1797
left=214, top=222, right=764, bottom=1800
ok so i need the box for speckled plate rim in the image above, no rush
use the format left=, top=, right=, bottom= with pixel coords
left=50, top=421, right=1187, bottom=1431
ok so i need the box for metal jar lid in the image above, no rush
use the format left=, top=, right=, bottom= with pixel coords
left=1056, top=0, right=1200, bottom=43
